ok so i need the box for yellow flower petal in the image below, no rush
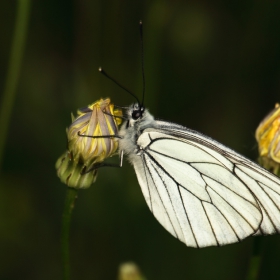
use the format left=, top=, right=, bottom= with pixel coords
left=256, top=103, right=280, bottom=174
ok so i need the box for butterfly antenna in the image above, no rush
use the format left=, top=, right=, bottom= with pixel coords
left=99, top=67, right=140, bottom=105
left=139, top=20, right=145, bottom=107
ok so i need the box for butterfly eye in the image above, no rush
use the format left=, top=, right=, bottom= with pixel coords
left=132, top=110, right=141, bottom=120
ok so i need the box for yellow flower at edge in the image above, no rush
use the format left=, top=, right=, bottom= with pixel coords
left=256, top=103, right=280, bottom=174
left=118, top=262, right=146, bottom=280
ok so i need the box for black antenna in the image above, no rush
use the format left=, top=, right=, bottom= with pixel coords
left=139, top=20, right=145, bottom=106
left=99, top=67, right=140, bottom=105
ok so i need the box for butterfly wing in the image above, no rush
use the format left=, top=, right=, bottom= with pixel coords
left=130, top=122, right=280, bottom=248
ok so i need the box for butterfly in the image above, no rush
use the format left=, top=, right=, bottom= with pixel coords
left=92, top=21, right=280, bottom=248
left=116, top=102, right=280, bottom=248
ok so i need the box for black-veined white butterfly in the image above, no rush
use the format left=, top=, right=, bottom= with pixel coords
left=95, top=65, right=280, bottom=248
left=94, top=22, right=280, bottom=248
left=116, top=101, right=280, bottom=248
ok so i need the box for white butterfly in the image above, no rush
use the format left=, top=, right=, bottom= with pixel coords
left=117, top=103, right=280, bottom=248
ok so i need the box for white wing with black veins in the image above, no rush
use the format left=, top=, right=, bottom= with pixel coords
left=132, top=125, right=280, bottom=248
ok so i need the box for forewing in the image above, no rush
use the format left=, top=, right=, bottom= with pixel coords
left=133, top=128, right=280, bottom=248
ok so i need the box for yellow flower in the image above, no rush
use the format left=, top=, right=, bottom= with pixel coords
left=68, top=98, right=122, bottom=164
left=56, top=98, right=122, bottom=188
left=255, top=103, right=280, bottom=174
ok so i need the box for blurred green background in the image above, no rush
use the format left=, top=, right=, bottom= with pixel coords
left=1, top=1, right=280, bottom=279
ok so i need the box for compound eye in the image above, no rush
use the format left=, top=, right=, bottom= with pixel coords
left=132, top=110, right=141, bottom=120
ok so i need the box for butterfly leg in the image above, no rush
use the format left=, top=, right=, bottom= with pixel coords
left=77, top=131, right=122, bottom=139
left=101, top=108, right=126, bottom=121
left=81, top=150, right=124, bottom=174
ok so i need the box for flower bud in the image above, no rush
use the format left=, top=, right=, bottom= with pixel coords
left=56, top=98, right=122, bottom=188
left=118, top=262, right=146, bottom=280
left=255, top=103, right=280, bottom=174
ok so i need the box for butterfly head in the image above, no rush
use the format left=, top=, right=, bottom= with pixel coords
left=125, top=103, right=144, bottom=128
left=124, top=103, right=155, bottom=131
left=131, top=103, right=145, bottom=120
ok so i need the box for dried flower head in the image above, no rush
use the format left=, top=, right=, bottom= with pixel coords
left=56, top=98, right=122, bottom=188
left=256, top=103, right=280, bottom=174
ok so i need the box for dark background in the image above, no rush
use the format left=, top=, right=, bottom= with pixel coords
left=1, top=1, right=280, bottom=279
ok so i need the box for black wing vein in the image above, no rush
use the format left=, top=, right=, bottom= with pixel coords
left=142, top=153, right=180, bottom=240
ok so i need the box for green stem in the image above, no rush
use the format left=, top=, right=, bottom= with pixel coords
left=246, top=237, right=263, bottom=280
left=62, top=187, right=78, bottom=280
left=0, top=0, right=31, bottom=170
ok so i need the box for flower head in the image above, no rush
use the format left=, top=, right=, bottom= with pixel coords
left=255, top=103, right=280, bottom=174
left=56, top=98, right=122, bottom=188
left=68, top=98, right=122, bottom=164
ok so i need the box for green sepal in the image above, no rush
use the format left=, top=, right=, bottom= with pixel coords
left=55, top=151, right=98, bottom=189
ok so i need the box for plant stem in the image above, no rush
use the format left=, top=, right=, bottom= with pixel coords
left=246, top=237, right=263, bottom=280
left=0, top=0, right=31, bottom=170
left=62, top=187, right=78, bottom=280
